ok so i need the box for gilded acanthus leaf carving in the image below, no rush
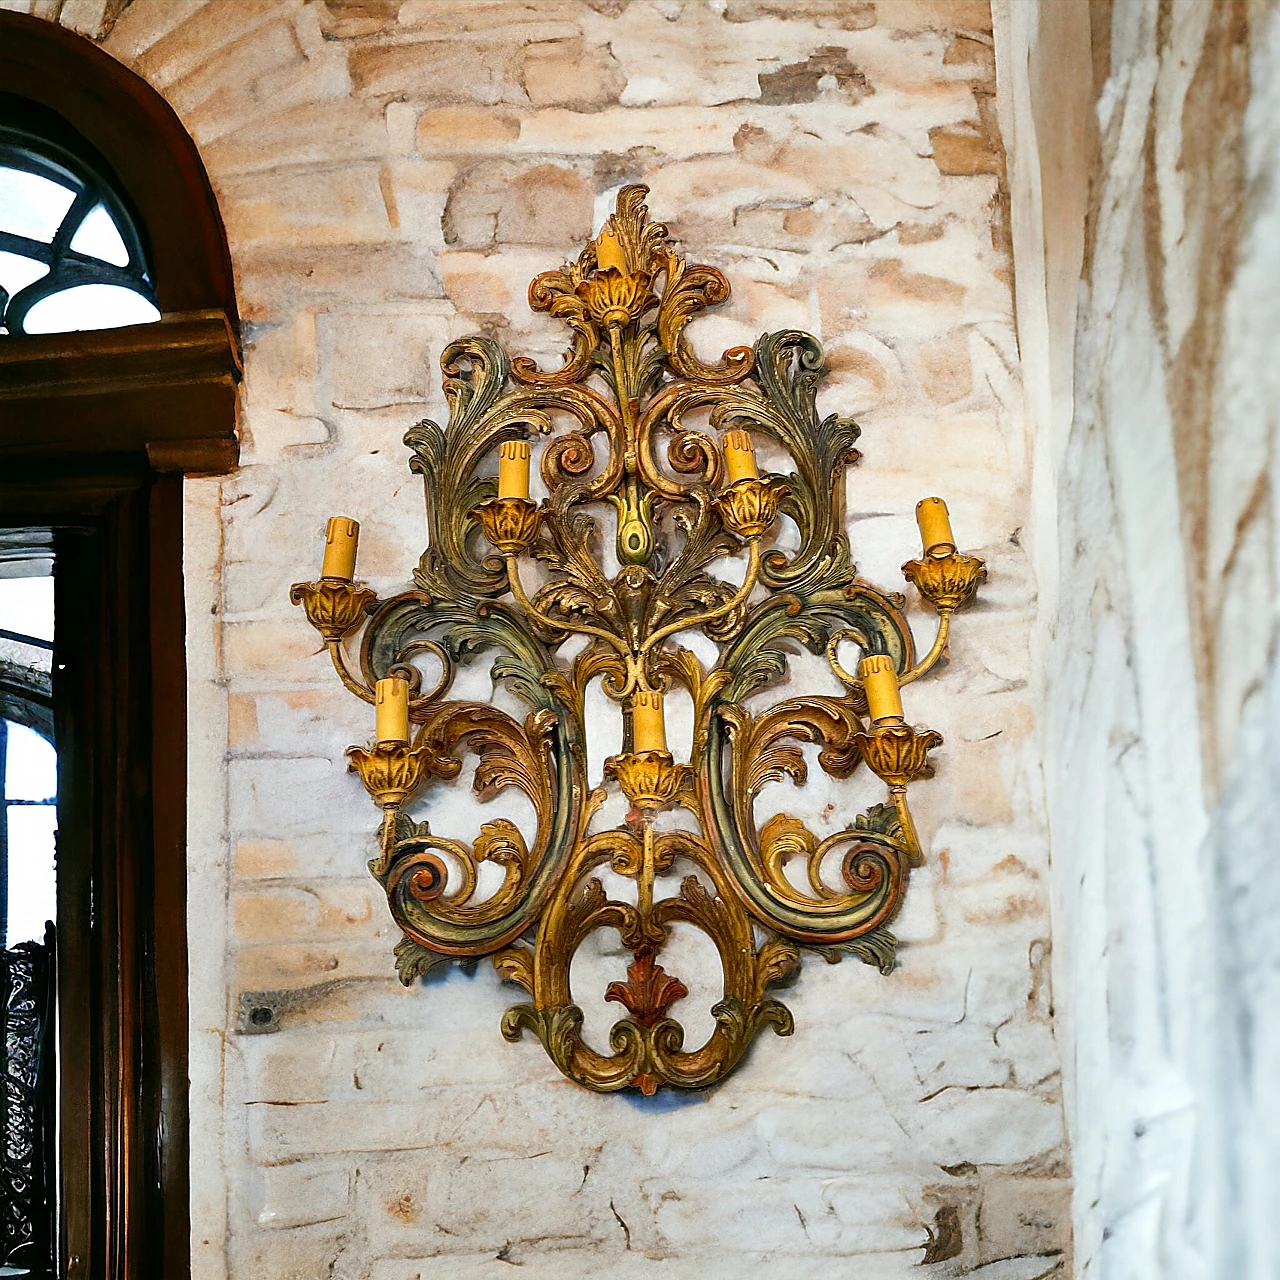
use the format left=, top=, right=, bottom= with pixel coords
left=292, top=185, right=986, bottom=1093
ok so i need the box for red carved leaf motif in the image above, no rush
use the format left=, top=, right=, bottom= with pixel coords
left=605, top=949, right=688, bottom=1029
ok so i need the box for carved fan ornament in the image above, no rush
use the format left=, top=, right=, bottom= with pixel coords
left=291, top=186, right=986, bottom=1094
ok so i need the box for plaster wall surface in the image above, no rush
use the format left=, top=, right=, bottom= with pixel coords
left=11, top=1, right=1067, bottom=1276
left=1005, top=1, right=1280, bottom=1277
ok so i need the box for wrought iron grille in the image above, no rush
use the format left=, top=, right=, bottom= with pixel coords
left=1, top=931, right=55, bottom=1277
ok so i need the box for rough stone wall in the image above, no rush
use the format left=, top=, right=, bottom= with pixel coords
left=1007, top=1, right=1280, bottom=1276
left=11, top=1, right=1068, bottom=1276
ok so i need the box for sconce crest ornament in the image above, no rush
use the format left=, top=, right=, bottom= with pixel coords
left=292, top=186, right=985, bottom=1094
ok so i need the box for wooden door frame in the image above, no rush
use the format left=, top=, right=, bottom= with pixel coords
left=0, top=464, right=188, bottom=1279
left=0, top=10, right=240, bottom=1278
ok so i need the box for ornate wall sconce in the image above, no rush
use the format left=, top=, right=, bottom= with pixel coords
left=291, top=187, right=985, bottom=1094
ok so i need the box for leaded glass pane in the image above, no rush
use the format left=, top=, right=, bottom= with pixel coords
left=67, top=202, right=129, bottom=266
left=0, top=118, right=158, bottom=337
left=0, top=167, right=74, bottom=242
left=22, top=283, right=160, bottom=334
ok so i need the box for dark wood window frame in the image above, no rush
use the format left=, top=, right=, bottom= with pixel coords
left=0, top=12, right=240, bottom=1279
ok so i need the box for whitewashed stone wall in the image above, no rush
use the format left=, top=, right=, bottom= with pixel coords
left=14, top=1, right=1068, bottom=1276
left=1001, top=2, right=1280, bottom=1277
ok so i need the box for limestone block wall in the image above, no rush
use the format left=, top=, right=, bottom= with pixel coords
left=17, top=1, right=1067, bottom=1276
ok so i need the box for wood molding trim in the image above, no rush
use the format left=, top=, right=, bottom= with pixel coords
left=0, top=465, right=187, bottom=1280
left=0, top=311, right=242, bottom=467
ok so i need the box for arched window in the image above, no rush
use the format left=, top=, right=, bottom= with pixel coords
left=0, top=98, right=160, bottom=337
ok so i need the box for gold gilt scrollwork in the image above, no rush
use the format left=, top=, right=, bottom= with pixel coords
left=292, top=186, right=985, bottom=1093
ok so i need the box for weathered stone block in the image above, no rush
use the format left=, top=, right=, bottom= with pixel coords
left=219, top=162, right=395, bottom=249
left=237, top=1030, right=341, bottom=1104
left=234, top=838, right=301, bottom=882
left=232, top=881, right=385, bottom=944
left=517, top=105, right=738, bottom=158
left=228, top=756, right=369, bottom=838
left=724, top=0, right=876, bottom=29
left=497, top=162, right=594, bottom=246
left=317, top=310, right=452, bottom=411
left=930, top=124, right=1002, bottom=177
left=908, top=1088, right=1064, bottom=1167
left=348, top=33, right=523, bottom=102
left=520, top=35, right=624, bottom=110
left=232, top=941, right=397, bottom=992
left=977, top=1175, right=1071, bottom=1264
left=915, top=329, right=974, bottom=404
left=316, top=0, right=402, bottom=41
left=160, top=14, right=314, bottom=123
left=416, top=105, right=522, bottom=153
left=127, top=0, right=282, bottom=89
left=875, top=0, right=991, bottom=35
left=100, top=0, right=202, bottom=61
left=253, top=1161, right=352, bottom=1229
left=201, top=100, right=391, bottom=177
left=757, top=45, right=873, bottom=105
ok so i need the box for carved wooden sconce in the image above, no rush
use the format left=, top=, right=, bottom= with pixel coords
left=292, top=186, right=985, bottom=1094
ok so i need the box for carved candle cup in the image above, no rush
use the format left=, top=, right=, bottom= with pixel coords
left=290, top=578, right=378, bottom=642
left=574, top=267, right=655, bottom=328
left=901, top=550, right=987, bottom=612
left=474, top=496, right=543, bottom=555
left=347, top=741, right=435, bottom=809
left=715, top=475, right=788, bottom=540
left=604, top=750, right=694, bottom=811
left=855, top=722, right=943, bottom=788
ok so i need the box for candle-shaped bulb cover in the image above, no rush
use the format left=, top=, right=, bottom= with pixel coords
left=722, top=428, right=760, bottom=484
left=916, top=496, right=955, bottom=557
left=322, top=516, right=360, bottom=581
left=631, top=689, right=667, bottom=753
left=497, top=440, right=532, bottom=500
left=596, top=227, right=627, bottom=272
left=858, top=654, right=904, bottom=725
left=375, top=676, right=410, bottom=745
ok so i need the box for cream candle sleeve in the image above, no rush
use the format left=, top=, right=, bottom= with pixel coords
left=375, top=676, right=410, bottom=745
left=322, top=516, right=359, bottom=580
left=858, top=654, right=904, bottom=724
left=915, top=496, right=955, bottom=556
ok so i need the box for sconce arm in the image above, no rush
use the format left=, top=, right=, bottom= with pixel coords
left=503, top=553, right=632, bottom=661
left=898, top=608, right=952, bottom=688
left=890, top=785, right=924, bottom=866
left=897, top=548, right=985, bottom=687
left=640, top=537, right=762, bottom=659
left=327, top=638, right=376, bottom=704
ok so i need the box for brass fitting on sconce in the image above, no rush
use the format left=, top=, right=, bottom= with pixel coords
left=902, top=549, right=988, bottom=613
left=715, top=474, right=788, bottom=539
left=574, top=267, right=655, bottom=329
left=473, top=496, right=543, bottom=555
left=603, top=750, right=695, bottom=811
left=289, top=577, right=377, bottom=642
left=346, top=740, right=435, bottom=810
left=856, top=722, right=944, bottom=789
